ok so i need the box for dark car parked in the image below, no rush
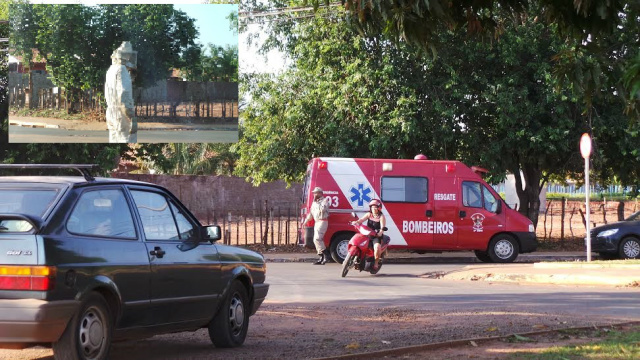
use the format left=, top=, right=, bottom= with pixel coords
left=590, top=210, right=640, bottom=259
left=0, top=165, right=269, bottom=360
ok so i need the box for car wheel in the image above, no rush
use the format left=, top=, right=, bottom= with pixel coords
left=341, top=254, right=354, bottom=278
left=619, top=237, right=640, bottom=259
left=53, top=292, right=112, bottom=360
left=474, top=250, right=493, bottom=263
left=598, top=252, right=618, bottom=260
left=209, top=281, right=250, bottom=348
left=330, top=233, right=352, bottom=264
left=487, top=234, right=519, bottom=263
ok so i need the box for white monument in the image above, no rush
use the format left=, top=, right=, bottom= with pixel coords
left=105, top=42, right=137, bottom=143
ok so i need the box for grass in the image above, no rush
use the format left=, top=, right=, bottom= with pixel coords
left=510, top=327, right=640, bottom=359
left=10, top=107, right=103, bottom=121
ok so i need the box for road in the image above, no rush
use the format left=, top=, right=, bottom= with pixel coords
left=2, top=263, right=638, bottom=360
left=8, top=125, right=238, bottom=143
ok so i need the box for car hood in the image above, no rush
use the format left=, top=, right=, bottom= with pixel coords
left=216, top=243, right=265, bottom=264
left=593, top=220, right=640, bottom=233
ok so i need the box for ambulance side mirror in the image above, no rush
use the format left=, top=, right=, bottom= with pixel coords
left=496, top=201, right=503, bottom=214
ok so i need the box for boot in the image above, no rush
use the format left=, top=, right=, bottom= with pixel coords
left=322, top=249, right=333, bottom=264
left=321, top=249, right=331, bottom=265
left=313, top=253, right=325, bottom=265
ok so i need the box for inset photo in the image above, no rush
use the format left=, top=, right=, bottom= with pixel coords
left=8, top=1, right=238, bottom=143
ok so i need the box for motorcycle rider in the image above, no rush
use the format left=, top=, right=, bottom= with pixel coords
left=351, top=199, right=389, bottom=270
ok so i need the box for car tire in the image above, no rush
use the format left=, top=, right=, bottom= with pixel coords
left=487, top=234, right=519, bottom=263
left=330, top=233, right=353, bottom=264
left=598, top=252, right=618, bottom=260
left=619, top=237, right=640, bottom=259
left=53, top=292, right=112, bottom=360
left=474, top=250, right=493, bottom=263
left=208, top=280, right=250, bottom=348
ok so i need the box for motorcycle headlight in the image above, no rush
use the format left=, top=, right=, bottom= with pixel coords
left=598, top=229, right=619, bottom=237
left=528, top=224, right=535, bottom=233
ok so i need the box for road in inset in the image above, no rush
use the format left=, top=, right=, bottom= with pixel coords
left=8, top=125, right=238, bottom=143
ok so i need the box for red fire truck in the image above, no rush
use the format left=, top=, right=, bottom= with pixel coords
left=300, top=156, right=537, bottom=263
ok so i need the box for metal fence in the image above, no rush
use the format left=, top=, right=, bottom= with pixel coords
left=199, top=199, right=640, bottom=248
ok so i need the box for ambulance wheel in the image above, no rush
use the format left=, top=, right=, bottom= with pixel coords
left=474, top=250, right=493, bottom=263
left=487, top=234, right=519, bottom=263
left=331, top=234, right=352, bottom=263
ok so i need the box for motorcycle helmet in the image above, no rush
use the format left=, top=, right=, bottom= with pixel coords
left=368, top=199, right=382, bottom=209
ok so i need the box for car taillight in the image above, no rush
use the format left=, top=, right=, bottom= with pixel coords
left=0, top=266, right=56, bottom=291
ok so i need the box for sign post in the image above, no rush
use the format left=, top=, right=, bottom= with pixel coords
left=580, top=133, right=592, bottom=262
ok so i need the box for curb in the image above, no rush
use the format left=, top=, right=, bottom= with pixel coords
left=313, top=321, right=640, bottom=360
left=9, top=121, right=60, bottom=129
left=264, top=255, right=586, bottom=264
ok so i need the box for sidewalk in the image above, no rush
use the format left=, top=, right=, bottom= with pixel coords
left=263, top=251, right=640, bottom=287
left=8, top=115, right=238, bottom=131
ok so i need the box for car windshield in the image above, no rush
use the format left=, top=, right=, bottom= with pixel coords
left=626, top=211, right=640, bottom=222
left=0, top=188, right=60, bottom=232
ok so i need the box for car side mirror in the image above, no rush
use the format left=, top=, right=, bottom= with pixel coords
left=202, top=225, right=221, bottom=242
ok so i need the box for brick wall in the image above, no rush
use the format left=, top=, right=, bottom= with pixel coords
left=111, top=173, right=303, bottom=220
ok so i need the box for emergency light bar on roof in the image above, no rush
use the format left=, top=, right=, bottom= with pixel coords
left=0, top=164, right=98, bottom=182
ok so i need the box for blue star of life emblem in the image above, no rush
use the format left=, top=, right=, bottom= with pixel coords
left=349, top=183, right=372, bottom=207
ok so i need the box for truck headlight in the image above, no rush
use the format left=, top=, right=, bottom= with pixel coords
left=598, top=229, right=618, bottom=237
left=528, top=224, right=535, bottom=232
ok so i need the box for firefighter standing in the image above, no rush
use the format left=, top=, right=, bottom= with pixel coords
left=304, top=187, right=332, bottom=265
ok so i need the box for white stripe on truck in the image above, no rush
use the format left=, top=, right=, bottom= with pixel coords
left=321, top=158, right=408, bottom=246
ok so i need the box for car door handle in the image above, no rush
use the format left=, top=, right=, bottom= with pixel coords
left=150, top=246, right=166, bottom=258
left=459, top=210, right=466, bottom=218
left=425, top=210, right=433, bottom=217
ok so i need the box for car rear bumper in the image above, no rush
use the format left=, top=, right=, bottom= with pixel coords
left=251, top=283, right=269, bottom=316
left=513, top=232, right=538, bottom=253
left=0, top=299, right=79, bottom=347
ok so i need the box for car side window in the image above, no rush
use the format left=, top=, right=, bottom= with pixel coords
left=67, top=189, right=136, bottom=238
left=131, top=190, right=180, bottom=241
left=462, top=181, right=483, bottom=208
left=381, top=177, right=428, bottom=203
left=169, top=201, right=196, bottom=240
left=482, top=186, right=498, bottom=213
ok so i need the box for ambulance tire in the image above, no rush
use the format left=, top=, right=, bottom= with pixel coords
left=487, top=234, right=519, bottom=263
left=474, top=250, right=493, bottom=263
left=330, top=234, right=353, bottom=264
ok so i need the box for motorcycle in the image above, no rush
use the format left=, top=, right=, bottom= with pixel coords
left=341, top=213, right=389, bottom=277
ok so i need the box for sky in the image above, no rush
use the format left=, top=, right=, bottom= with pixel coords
left=28, top=1, right=237, bottom=51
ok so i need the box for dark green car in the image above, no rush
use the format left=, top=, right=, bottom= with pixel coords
left=0, top=165, right=269, bottom=360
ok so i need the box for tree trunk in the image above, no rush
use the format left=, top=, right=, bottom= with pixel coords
left=513, top=164, right=542, bottom=228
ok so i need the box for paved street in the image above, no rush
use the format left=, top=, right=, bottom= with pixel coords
left=8, top=125, right=238, bottom=143
left=266, top=263, right=640, bottom=319
left=3, top=262, right=638, bottom=360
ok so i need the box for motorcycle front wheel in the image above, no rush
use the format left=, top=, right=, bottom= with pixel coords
left=341, top=254, right=354, bottom=278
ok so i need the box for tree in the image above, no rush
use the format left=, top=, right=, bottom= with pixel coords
left=136, top=143, right=237, bottom=176
left=182, top=43, right=239, bottom=82
left=10, top=3, right=199, bottom=113
left=237, top=10, right=640, bottom=226
left=329, top=0, right=640, bottom=121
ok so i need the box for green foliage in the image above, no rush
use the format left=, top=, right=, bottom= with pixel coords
left=10, top=3, right=199, bottom=112
left=237, top=7, right=640, bottom=227
left=136, top=143, right=237, bottom=176
left=182, top=43, right=238, bottom=82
